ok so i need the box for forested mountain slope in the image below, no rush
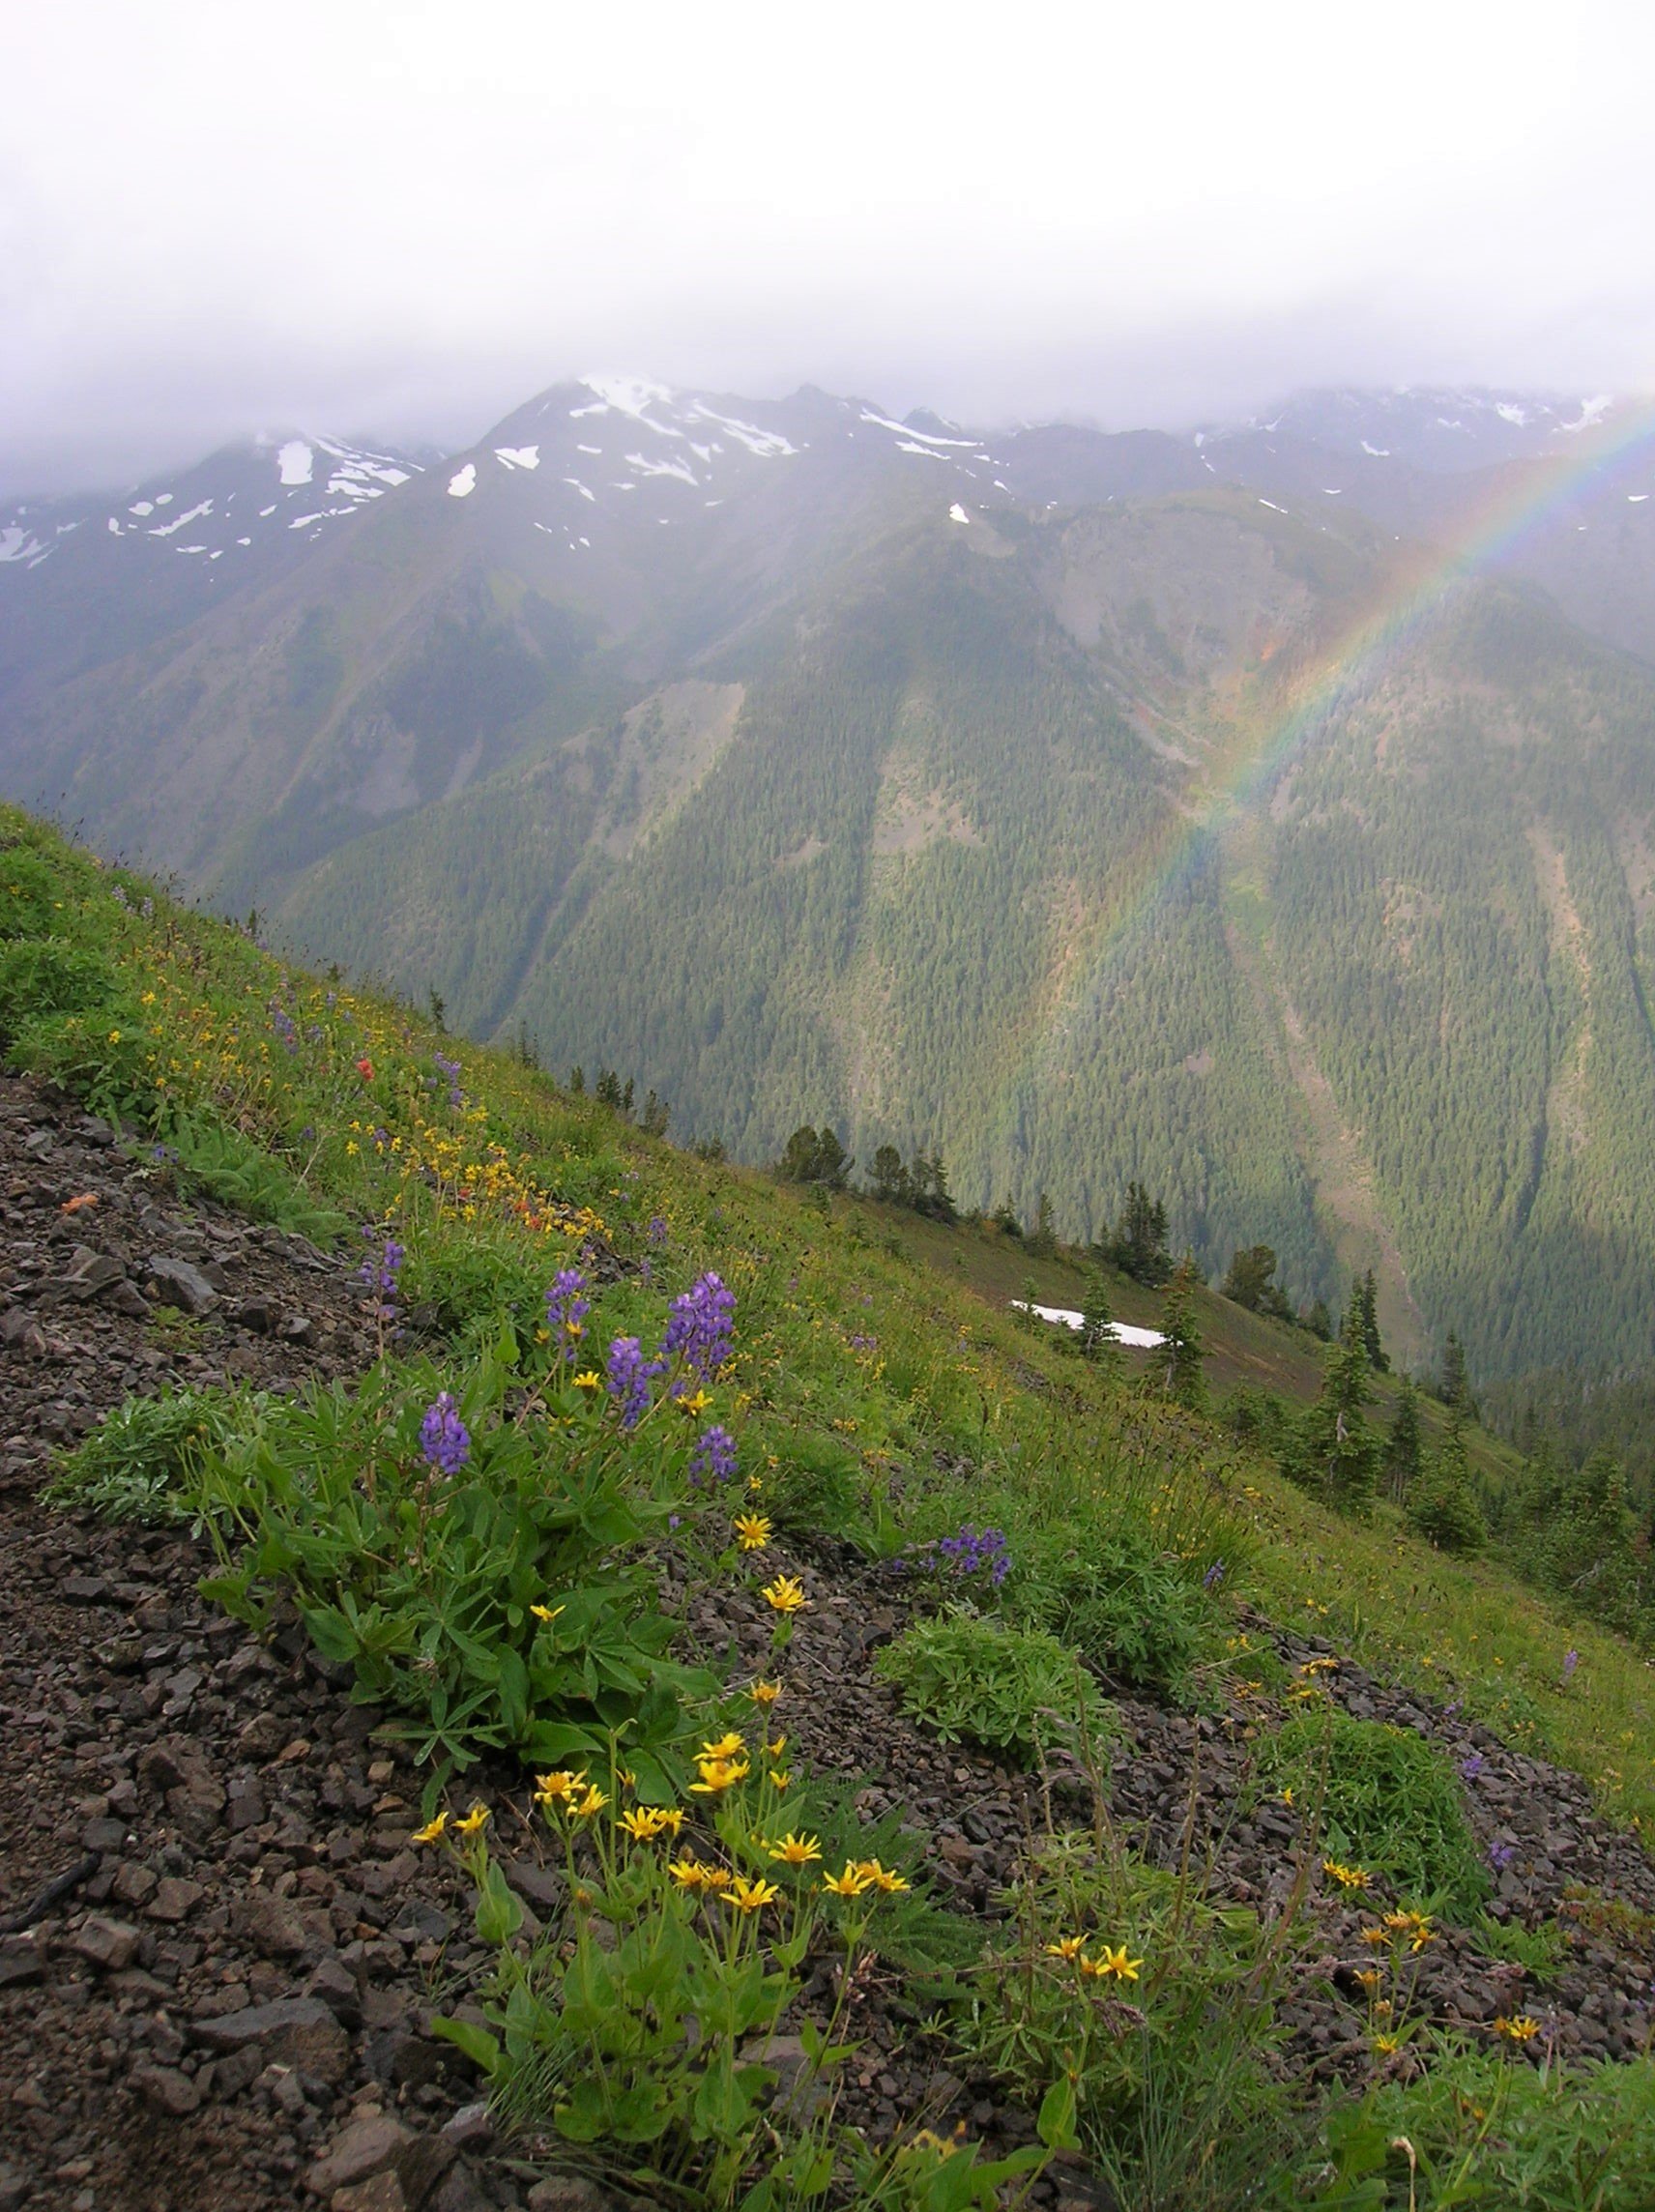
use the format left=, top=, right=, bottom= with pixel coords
left=7, top=381, right=1655, bottom=1381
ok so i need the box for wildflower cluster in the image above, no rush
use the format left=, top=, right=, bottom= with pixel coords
left=1044, top=1935, right=1145, bottom=1982
left=420, top=1391, right=471, bottom=1474
left=905, top=1522, right=1012, bottom=1590
left=660, top=1271, right=737, bottom=1383
left=359, top=1228, right=405, bottom=1329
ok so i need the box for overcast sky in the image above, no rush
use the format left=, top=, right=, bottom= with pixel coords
left=6, top=0, right=1655, bottom=494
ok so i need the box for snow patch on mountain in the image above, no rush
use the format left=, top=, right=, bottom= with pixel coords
left=447, top=464, right=478, bottom=498
left=276, top=441, right=314, bottom=486
left=495, top=446, right=540, bottom=471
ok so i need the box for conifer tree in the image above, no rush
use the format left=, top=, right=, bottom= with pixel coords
left=1157, top=1255, right=1206, bottom=1409
left=1080, top=1270, right=1118, bottom=1365
left=1110, top=1181, right=1172, bottom=1286
left=1028, top=1189, right=1057, bottom=1258
left=1290, top=1302, right=1379, bottom=1516
left=1406, top=1412, right=1486, bottom=1553
left=1356, top=1268, right=1389, bottom=1371
left=869, top=1145, right=910, bottom=1205
left=1440, top=1329, right=1477, bottom=1417
left=1383, top=1376, right=1423, bottom=1502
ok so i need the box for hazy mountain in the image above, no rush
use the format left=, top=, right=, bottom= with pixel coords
left=6, top=376, right=1655, bottom=1382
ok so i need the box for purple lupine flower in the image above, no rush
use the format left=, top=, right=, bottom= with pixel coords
left=687, top=1424, right=739, bottom=1485
left=1562, top=1649, right=1580, bottom=1682
left=1203, top=1558, right=1227, bottom=1591
left=359, top=1230, right=406, bottom=1321
left=848, top=1333, right=879, bottom=1353
left=545, top=1267, right=591, bottom=1344
left=659, top=1271, right=737, bottom=1382
left=269, top=1001, right=300, bottom=1056
left=647, top=1215, right=670, bottom=1248
left=433, top=1051, right=465, bottom=1109
left=1488, top=1841, right=1515, bottom=1872
left=1459, top=1753, right=1485, bottom=1781
left=420, top=1392, right=470, bottom=1474
left=912, top=1524, right=1012, bottom=1588
left=605, top=1337, right=661, bottom=1429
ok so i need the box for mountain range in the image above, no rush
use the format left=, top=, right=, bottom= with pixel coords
left=6, top=373, right=1655, bottom=1382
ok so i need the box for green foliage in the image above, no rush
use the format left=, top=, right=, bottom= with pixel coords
left=1407, top=1417, right=1488, bottom=1554
left=1012, top=1527, right=1222, bottom=1703
left=0, top=842, right=71, bottom=939
left=1510, top=1446, right=1651, bottom=1643
left=961, top=1831, right=1293, bottom=2209
left=1469, top=1912, right=1568, bottom=1985
left=159, top=1114, right=350, bottom=1244
left=1221, top=1243, right=1292, bottom=1320
left=757, top=1433, right=861, bottom=1540
left=1288, top=1309, right=1379, bottom=1517
left=0, top=937, right=121, bottom=1047
left=1260, top=1709, right=1489, bottom=1919
left=874, top=1612, right=1110, bottom=1763
left=1154, top=1256, right=1207, bottom=1411
left=776, top=1122, right=852, bottom=1188
left=1383, top=1378, right=1423, bottom=1503
left=1103, top=1181, right=1172, bottom=1287
left=1283, top=2046, right=1655, bottom=2210
left=44, top=1385, right=265, bottom=1523
left=192, top=1343, right=710, bottom=1775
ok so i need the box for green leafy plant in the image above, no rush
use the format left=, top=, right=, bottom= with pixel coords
left=1260, top=1708, right=1490, bottom=1919
left=874, top=1612, right=1110, bottom=1763
left=193, top=1332, right=711, bottom=1776
left=0, top=938, right=121, bottom=1048
left=1012, top=1527, right=1223, bottom=1703
left=44, top=1384, right=266, bottom=1523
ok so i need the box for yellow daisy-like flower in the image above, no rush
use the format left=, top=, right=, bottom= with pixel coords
left=534, top=1768, right=587, bottom=1807
left=689, top=1756, right=750, bottom=1796
left=530, top=1602, right=566, bottom=1625
left=726, top=1875, right=781, bottom=1914
left=857, top=1860, right=910, bottom=1894
left=411, top=1813, right=449, bottom=1845
left=668, top=1854, right=716, bottom=1890
left=618, top=1806, right=678, bottom=1843
left=570, top=1783, right=609, bottom=1819
left=767, top=1831, right=823, bottom=1868
left=1086, top=1944, right=1144, bottom=1982
left=701, top=1732, right=746, bottom=1761
left=1355, top=1968, right=1381, bottom=1992
left=769, top=1769, right=791, bottom=1791
left=766, top=1733, right=787, bottom=1758
left=452, top=1803, right=490, bottom=1836
left=1045, top=1936, right=1087, bottom=1961
left=572, top=1371, right=601, bottom=1393
left=1495, top=2015, right=1541, bottom=2043
left=677, top=1388, right=712, bottom=1418
left=1374, top=2033, right=1401, bottom=2055
left=733, top=1513, right=773, bottom=1552
left=1360, top=1926, right=1391, bottom=1947
left=1322, top=1859, right=1370, bottom=1891
left=762, top=1575, right=807, bottom=1615
left=1280, top=1788, right=1294, bottom=1808
left=822, top=1863, right=872, bottom=1898
left=749, top=1679, right=783, bottom=1707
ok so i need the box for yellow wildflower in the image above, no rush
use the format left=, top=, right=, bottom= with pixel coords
left=1046, top=1936, right=1087, bottom=1960
left=701, top=1732, right=746, bottom=1761
left=530, top=1602, right=566, bottom=1625
left=452, top=1803, right=490, bottom=1836
left=618, top=1807, right=678, bottom=1843
left=534, top=1768, right=587, bottom=1807
left=858, top=1860, right=910, bottom=1893
left=570, top=1783, right=609, bottom=1819
left=1355, top=1968, right=1381, bottom=1992
left=762, top=1575, right=807, bottom=1614
left=767, top=1831, right=823, bottom=1868
left=1083, top=1944, right=1144, bottom=1982
left=726, top=1875, right=781, bottom=1914
left=822, top=1864, right=872, bottom=1898
left=1322, top=1860, right=1370, bottom=1891
left=769, top=1769, right=791, bottom=1791
left=668, top=1854, right=717, bottom=1890
left=689, top=1756, right=749, bottom=1796
left=1374, top=2034, right=1401, bottom=2055
left=1360, top=1927, right=1391, bottom=1947
left=1495, top=2015, right=1541, bottom=2043
left=734, top=1513, right=773, bottom=1552
left=411, top=1813, right=449, bottom=1845
left=766, top=1733, right=787, bottom=1758
left=677, top=1388, right=712, bottom=1418
left=749, top=1679, right=783, bottom=1707
left=572, top=1371, right=601, bottom=1393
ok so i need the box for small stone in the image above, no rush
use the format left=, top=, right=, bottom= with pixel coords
left=333, top=2178, right=407, bottom=2212
left=236, top=1892, right=309, bottom=1958
left=147, top=1876, right=206, bottom=1923
left=192, top=1996, right=351, bottom=2085
left=525, top=2180, right=616, bottom=2212
left=145, top=1255, right=220, bottom=1314
left=439, top=2104, right=493, bottom=2151
left=69, top=1916, right=142, bottom=1971
left=130, top=2061, right=201, bottom=2117
left=307, top=2112, right=416, bottom=2197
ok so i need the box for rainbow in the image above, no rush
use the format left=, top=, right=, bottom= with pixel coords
left=1079, top=393, right=1655, bottom=944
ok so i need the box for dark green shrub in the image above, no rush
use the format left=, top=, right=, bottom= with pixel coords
left=1260, top=1708, right=1488, bottom=1917
left=1014, top=1527, right=1219, bottom=1703
left=0, top=938, right=120, bottom=1046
